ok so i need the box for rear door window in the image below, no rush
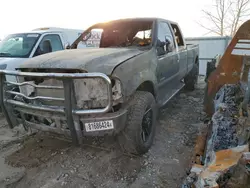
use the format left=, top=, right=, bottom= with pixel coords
left=170, top=24, right=185, bottom=47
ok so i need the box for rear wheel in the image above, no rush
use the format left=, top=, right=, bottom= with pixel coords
left=117, top=91, right=157, bottom=155
left=184, top=63, right=199, bottom=91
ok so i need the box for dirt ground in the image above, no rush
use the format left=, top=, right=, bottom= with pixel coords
left=0, top=77, right=206, bottom=188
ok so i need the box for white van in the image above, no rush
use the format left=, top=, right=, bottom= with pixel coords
left=0, top=27, right=84, bottom=81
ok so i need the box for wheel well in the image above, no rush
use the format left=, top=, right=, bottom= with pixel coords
left=195, top=56, right=199, bottom=64
left=137, top=81, right=155, bottom=97
left=195, top=56, right=199, bottom=75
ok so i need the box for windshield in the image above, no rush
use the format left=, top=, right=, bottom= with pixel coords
left=0, top=33, right=41, bottom=58
left=77, top=20, right=153, bottom=48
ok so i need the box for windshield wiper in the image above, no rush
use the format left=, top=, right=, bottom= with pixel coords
left=0, top=52, right=12, bottom=57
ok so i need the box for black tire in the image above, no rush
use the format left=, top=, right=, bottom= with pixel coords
left=117, top=91, right=157, bottom=155
left=184, top=63, right=199, bottom=91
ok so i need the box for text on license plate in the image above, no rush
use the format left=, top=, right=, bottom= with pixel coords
left=85, top=120, right=114, bottom=132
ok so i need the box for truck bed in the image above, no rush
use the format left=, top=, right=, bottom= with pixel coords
left=186, top=43, right=199, bottom=49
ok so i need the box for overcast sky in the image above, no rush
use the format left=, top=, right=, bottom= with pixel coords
left=0, top=0, right=247, bottom=39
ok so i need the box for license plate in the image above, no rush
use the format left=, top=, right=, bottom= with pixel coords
left=85, top=120, right=114, bottom=132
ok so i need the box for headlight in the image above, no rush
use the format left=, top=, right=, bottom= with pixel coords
left=74, top=77, right=123, bottom=109
left=111, top=77, right=123, bottom=101
left=17, top=74, right=123, bottom=109
left=0, top=64, right=7, bottom=70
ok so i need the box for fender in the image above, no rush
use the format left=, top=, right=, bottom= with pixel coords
left=111, top=49, right=158, bottom=98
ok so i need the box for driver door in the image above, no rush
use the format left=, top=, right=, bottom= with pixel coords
left=156, top=21, right=179, bottom=104
left=32, top=34, right=64, bottom=57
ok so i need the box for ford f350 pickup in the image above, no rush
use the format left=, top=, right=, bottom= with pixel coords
left=0, top=18, right=199, bottom=155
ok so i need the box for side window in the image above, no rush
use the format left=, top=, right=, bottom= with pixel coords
left=84, top=29, right=102, bottom=48
left=170, top=24, right=184, bottom=47
left=34, top=34, right=63, bottom=57
left=157, top=22, right=175, bottom=56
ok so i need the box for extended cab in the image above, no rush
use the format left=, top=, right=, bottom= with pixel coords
left=0, top=18, right=199, bottom=155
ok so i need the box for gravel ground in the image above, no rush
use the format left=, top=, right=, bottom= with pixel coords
left=0, top=77, right=206, bottom=188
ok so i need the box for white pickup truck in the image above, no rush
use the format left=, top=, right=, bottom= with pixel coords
left=0, top=27, right=84, bottom=81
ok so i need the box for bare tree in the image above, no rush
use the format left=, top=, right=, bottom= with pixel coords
left=230, top=0, right=250, bottom=36
left=199, top=0, right=250, bottom=36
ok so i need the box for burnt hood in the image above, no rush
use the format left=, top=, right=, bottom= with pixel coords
left=19, top=48, right=145, bottom=75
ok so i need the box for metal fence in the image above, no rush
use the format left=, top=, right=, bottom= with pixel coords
left=186, top=36, right=232, bottom=75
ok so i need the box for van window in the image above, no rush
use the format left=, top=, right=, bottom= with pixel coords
left=134, top=29, right=151, bottom=39
left=34, top=34, right=63, bottom=57
left=0, top=33, right=40, bottom=58
left=40, top=34, right=63, bottom=52
left=84, top=29, right=102, bottom=48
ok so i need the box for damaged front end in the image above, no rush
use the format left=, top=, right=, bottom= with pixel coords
left=0, top=69, right=127, bottom=144
left=183, top=19, right=250, bottom=188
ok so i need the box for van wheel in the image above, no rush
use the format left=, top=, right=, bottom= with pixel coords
left=117, top=91, right=157, bottom=155
left=184, top=63, right=199, bottom=91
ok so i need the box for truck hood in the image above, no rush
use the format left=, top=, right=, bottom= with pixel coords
left=19, top=48, right=145, bottom=75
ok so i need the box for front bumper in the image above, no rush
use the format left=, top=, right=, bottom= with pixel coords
left=0, top=70, right=127, bottom=145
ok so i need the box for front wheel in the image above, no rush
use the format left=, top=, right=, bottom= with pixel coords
left=117, top=91, right=157, bottom=155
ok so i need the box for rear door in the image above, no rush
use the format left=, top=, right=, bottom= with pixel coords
left=156, top=21, right=179, bottom=102
left=169, top=23, right=188, bottom=79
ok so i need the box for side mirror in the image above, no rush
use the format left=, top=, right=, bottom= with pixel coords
left=165, top=35, right=174, bottom=52
left=64, top=42, right=71, bottom=49
left=156, top=40, right=166, bottom=56
left=158, top=41, right=166, bottom=47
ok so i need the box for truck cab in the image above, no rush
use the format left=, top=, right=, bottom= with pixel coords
left=0, top=18, right=199, bottom=155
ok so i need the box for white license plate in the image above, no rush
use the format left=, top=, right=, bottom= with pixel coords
left=85, top=120, right=114, bottom=132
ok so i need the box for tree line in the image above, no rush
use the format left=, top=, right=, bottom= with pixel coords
left=199, top=0, right=250, bottom=36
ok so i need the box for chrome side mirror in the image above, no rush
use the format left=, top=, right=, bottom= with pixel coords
left=64, top=42, right=71, bottom=49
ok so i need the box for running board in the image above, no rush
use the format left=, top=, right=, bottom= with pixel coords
left=159, top=83, right=185, bottom=107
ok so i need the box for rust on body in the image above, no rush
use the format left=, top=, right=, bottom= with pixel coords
left=205, top=20, right=250, bottom=116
